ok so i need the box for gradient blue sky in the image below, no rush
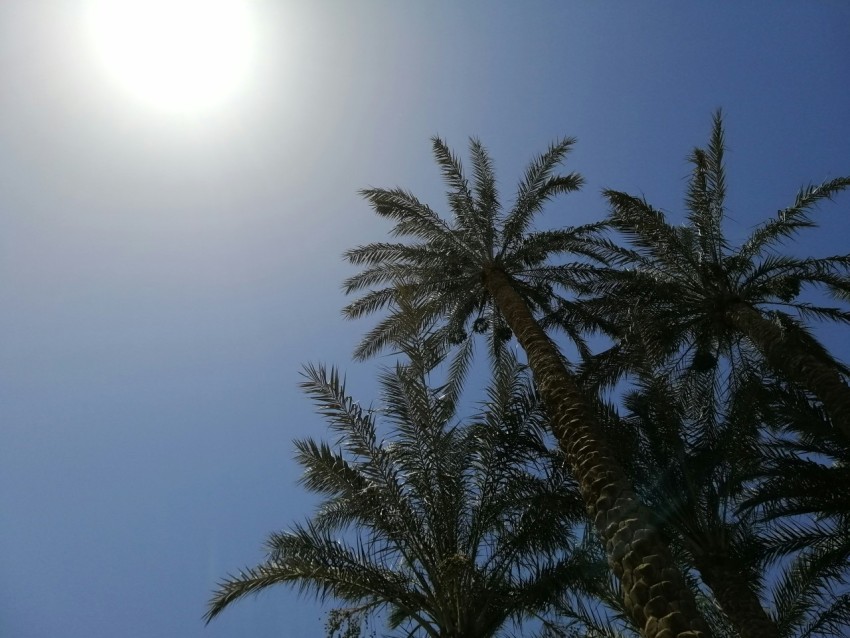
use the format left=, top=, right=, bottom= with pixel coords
left=1, top=3, right=849, bottom=637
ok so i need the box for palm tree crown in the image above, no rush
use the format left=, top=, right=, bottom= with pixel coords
left=596, top=111, right=850, bottom=442
left=343, top=136, right=603, bottom=367
left=206, top=346, right=597, bottom=638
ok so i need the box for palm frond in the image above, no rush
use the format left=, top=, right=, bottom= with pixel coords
left=206, top=522, right=422, bottom=623
left=685, top=110, right=727, bottom=265
left=604, top=191, right=682, bottom=260
left=469, top=136, right=500, bottom=252
left=739, top=176, right=850, bottom=262
left=772, top=540, right=850, bottom=638
left=359, top=187, right=474, bottom=257
left=430, top=136, right=480, bottom=241
left=501, top=137, right=582, bottom=255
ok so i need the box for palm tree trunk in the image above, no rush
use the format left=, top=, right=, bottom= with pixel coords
left=728, top=303, right=850, bottom=443
left=694, top=556, right=779, bottom=638
left=484, top=266, right=710, bottom=638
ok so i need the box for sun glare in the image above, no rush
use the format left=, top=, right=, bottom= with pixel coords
left=85, top=0, right=258, bottom=114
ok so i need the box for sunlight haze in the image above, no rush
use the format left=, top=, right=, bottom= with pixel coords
left=84, top=0, right=260, bottom=114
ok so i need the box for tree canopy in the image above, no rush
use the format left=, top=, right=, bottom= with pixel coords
left=208, top=115, right=850, bottom=638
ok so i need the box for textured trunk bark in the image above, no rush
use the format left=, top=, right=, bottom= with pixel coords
left=694, top=556, right=779, bottom=638
left=484, top=267, right=710, bottom=638
left=727, top=303, right=850, bottom=443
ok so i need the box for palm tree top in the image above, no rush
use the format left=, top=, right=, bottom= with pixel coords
left=604, top=111, right=850, bottom=315
left=205, top=344, right=595, bottom=637
left=343, top=135, right=610, bottom=363
left=592, top=112, right=850, bottom=371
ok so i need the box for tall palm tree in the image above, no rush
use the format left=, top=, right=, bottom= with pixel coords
left=206, top=345, right=601, bottom=637
left=596, top=112, right=850, bottom=442
left=343, top=137, right=710, bottom=638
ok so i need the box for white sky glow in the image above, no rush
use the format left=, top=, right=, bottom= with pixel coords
left=84, top=0, right=258, bottom=114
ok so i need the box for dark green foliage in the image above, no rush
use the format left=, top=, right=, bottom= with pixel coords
left=206, top=344, right=617, bottom=637
left=576, top=112, right=850, bottom=394
left=208, top=115, right=850, bottom=637
left=343, top=135, right=612, bottom=378
left=580, top=113, right=850, bottom=637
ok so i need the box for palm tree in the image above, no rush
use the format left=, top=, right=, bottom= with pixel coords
left=599, top=344, right=850, bottom=638
left=343, top=137, right=710, bottom=638
left=615, top=373, right=779, bottom=638
left=601, top=367, right=850, bottom=638
left=206, top=345, right=604, bottom=637
left=596, top=111, right=850, bottom=442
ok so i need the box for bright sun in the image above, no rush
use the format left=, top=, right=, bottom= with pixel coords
left=85, top=0, right=258, bottom=114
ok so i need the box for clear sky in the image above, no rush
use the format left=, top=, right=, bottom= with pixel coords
left=1, top=2, right=848, bottom=637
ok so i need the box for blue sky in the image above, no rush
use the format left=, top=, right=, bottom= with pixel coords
left=1, top=2, right=849, bottom=637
